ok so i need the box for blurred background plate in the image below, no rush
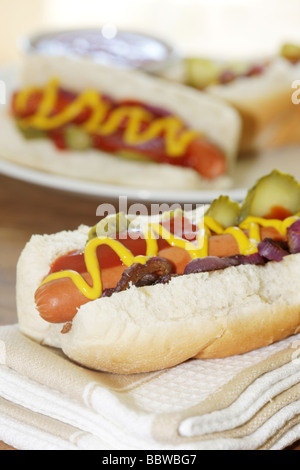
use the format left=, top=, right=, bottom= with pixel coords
left=1, top=132, right=300, bottom=203
left=0, top=157, right=246, bottom=203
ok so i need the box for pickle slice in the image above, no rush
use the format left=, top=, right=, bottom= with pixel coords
left=206, top=195, right=240, bottom=228
left=280, top=43, right=300, bottom=62
left=88, top=212, right=130, bottom=241
left=64, top=125, right=92, bottom=151
left=239, top=170, right=300, bottom=221
left=184, top=58, right=222, bottom=89
left=17, top=123, right=47, bottom=140
left=117, top=150, right=152, bottom=162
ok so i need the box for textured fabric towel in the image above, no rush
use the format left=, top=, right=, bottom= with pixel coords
left=0, top=325, right=300, bottom=450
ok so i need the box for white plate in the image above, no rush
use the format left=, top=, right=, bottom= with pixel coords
left=1, top=64, right=300, bottom=203
left=0, top=156, right=246, bottom=202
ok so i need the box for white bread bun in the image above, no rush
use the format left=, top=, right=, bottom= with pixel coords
left=170, top=57, right=299, bottom=153
left=0, top=55, right=241, bottom=191
left=206, top=58, right=300, bottom=153
left=16, top=216, right=300, bottom=374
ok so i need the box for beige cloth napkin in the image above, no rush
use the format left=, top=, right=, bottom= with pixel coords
left=0, top=324, right=299, bottom=450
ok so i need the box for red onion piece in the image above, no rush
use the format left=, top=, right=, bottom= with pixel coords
left=184, top=256, right=234, bottom=275
left=287, top=220, right=300, bottom=254
left=228, top=253, right=266, bottom=266
left=184, top=253, right=265, bottom=275
left=257, top=238, right=289, bottom=262
left=289, top=219, right=300, bottom=231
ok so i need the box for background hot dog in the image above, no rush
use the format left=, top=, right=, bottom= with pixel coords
left=11, top=82, right=227, bottom=180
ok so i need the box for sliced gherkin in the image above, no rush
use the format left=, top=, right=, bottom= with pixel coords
left=117, top=150, right=152, bottom=162
left=64, top=125, right=92, bottom=151
left=280, top=43, right=300, bottom=62
left=88, top=212, right=130, bottom=241
left=184, top=58, right=222, bottom=89
left=17, top=122, right=47, bottom=140
left=239, top=170, right=300, bottom=221
left=206, top=196, right=241, bottom=228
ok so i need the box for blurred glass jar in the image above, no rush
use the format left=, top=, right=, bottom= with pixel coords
left=19, top=27, right=180, bottom=73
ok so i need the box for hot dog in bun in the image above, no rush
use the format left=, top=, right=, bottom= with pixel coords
left=181, top=45, right=300, bottom=153
left=0, top=55, right=241, bottom=191
left=17, top=170, right=300, bottom=374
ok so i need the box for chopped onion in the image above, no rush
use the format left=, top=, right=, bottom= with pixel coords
left=287, top=220, right=300, bottom=254
left=257, top=238, right=289, bottom=262
left=184, top=252, right=265, bottom=275
left=184, top=256, right=232, bottom=275
left=228, top=253, right=266, bottom=266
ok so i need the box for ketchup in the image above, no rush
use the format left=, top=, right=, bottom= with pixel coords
left=264, top=206, right=293, bottom=221
left=49, top=216, right=198, bottom=275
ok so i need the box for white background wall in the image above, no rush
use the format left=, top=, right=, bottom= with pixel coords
left=1, top=0, right=300, bottom=62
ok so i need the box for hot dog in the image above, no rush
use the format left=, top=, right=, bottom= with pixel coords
left=34, top=224, right=285, bottom=326
left=16, top=170, right=300, bottom=374
left=0, top=55, right=241, bottom=191
left=174, top=45, right=300, bottom=153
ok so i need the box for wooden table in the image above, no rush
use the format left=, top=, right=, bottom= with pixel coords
left=0, top=173, right=108, bottom=327
left=0, top=173, right=111, bottom=450
left=0, top=172, right=299, bottom=451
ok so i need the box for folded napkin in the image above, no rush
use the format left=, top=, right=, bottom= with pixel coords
left=0, top=324, right=299, bottom=450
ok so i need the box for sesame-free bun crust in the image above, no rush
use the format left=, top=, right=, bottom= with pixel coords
left=16, top=222, right=300, bottom=374
left=206, top=58, right=300, bottom=153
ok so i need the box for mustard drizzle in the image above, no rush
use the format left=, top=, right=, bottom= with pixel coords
left=15, top=79, right=199, bottom=157
left=40, top=215, right=299, bottom=301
